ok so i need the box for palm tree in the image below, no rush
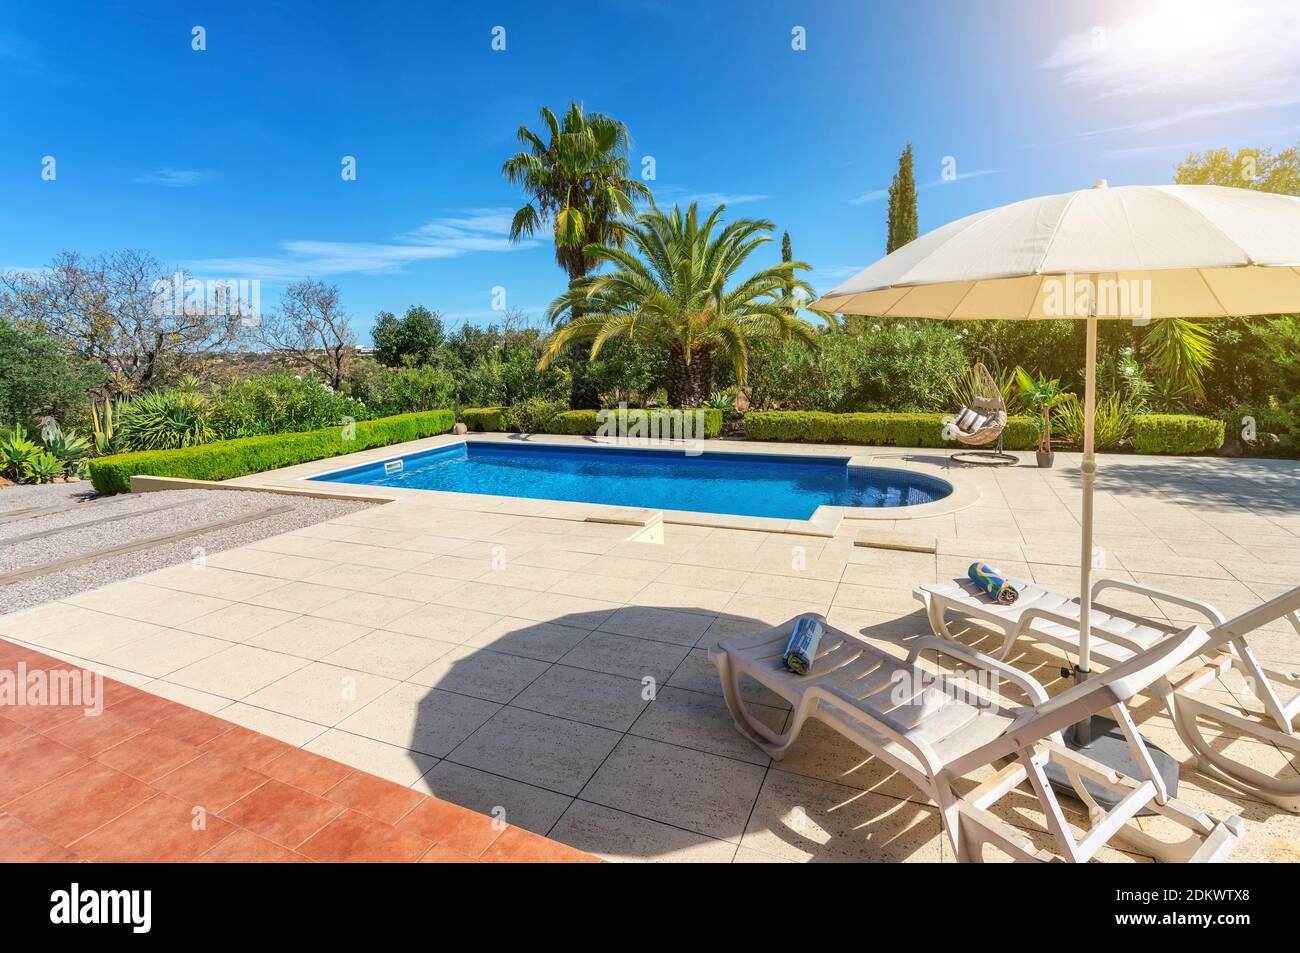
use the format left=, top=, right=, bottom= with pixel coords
left=502, top=102, right=651, bottom=408
left=538, top=203, right=820, bottom=407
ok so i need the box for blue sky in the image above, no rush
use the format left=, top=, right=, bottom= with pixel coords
left=3, top=0, right=1298, bottom=339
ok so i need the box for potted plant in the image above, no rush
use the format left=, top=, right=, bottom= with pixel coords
left=1015, top=367, right=1067, bottom=468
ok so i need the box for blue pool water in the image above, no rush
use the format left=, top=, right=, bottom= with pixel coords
left=312, top=442, right=952, bottom=521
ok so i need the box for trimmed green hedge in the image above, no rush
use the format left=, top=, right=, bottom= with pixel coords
left=547, top=408, right=723, bottom=439
left=743, top=411, right=1038, bottom=450
left=88, top=409, right=455, bottom=495
left=459, top=407, right=507, bottom=432
left=1132, top=414, right=1225, bottom=456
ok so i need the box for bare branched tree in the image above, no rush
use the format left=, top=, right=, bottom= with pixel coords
left=0, top=249, right=240, bottom=394
left=254, top=279, right=356, bottom=390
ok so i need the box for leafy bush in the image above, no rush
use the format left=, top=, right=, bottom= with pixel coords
left=506, top=397, right=568, bottom=434
left=343, top=362, right=454, bottom=417
left=1220, top=400, right=1300, bottom=457
left=547, top=408, right=723, bottom=439
left=747, top=324, right=968, bottom=413
left=743, top=410, right=1038, bottom=450
left=459, top=407, right=507, bottom=431
left=371, top=306, right=445, bottom=367
left=0, top=318, right=105, bottom=432
left=1132, top=415, right=1225, bottom=455
left=115, top=391, right=215, bottom=451
left=88, top=410, right=455, bottom=495
left=1052, top=393, right=1132, bottom=451
left=213, top=372, right=366, bottom=439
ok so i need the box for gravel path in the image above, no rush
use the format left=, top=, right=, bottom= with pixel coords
left=0, top=483, right=373, bottom=614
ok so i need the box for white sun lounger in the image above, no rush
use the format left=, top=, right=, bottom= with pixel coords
left=709, top=617, right=1243, bottom=862
left=916, top=576, right=1300, bottom=811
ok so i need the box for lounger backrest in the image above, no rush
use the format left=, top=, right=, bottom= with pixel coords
left=1213, top=583, right=1300, bottom=641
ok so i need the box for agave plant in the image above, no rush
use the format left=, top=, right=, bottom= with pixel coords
left=44, top=429, right=92, bottom=477
left=24, top=451, right=62, bottom=484
left=0, top=424, right=39, bottom=480
left=115, top=391, right=214, bottom=451
left=91, top=397, right=120, bottom=454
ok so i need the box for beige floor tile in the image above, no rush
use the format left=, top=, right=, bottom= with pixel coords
left=217, top=702, right=326, bottom=746
left=448, top=706, right=621, bottom=796
left=27, top=613, right=162, bottom=658
left=309, top=591, right=425, bottom=628
left=511, top=591, right=621, bottom=628
left=176, top=602, right=299, bottom=642
left=559, top=630, right=691, bottom=683
left=599, top=605, right=714, bottom=646
left=629, top=686, right=784, bottom=765
left=242, top=661, right=397, bottom=726
left=475, top=564, right=572, bottom=592
left=548, top=571, right=649, bottom=604
left=246, top=615, right=372, bottom=659
left=304, top=728, right=437, bottom=786
left=434, top=580, right=538, bottom=615
left=299, top=562, right=400, bottom=592
left=245, top=580, right=350, bottom=615
left=630, top=581, right=732, bottom=615
left=722, top=593, right=826, bottom=627
left=336, top=682, right=500, bottom=757
left=94, top=627, right=230, bottom=678
left=362, top=571, right=464, bottom=602
left=512, top=664, right=651, bottom=732
left=165, top=644, right=309, bottom=700
left=462, top=617, right=591, bottom=662
left=739, top=573, right=838, bottom=604
left=322, top=630, right=457, bottom=679
left=652, top=563, right=749, bottom=592
left=413, top=760, right=572, bottom=835
left=579, top=734, right=766, bottom=842
left=741, top=769, right=945, bottom=862
left=382, top=602, right=501, bottom=641
left=66, top=581, right=232, bottom=626
left=550, top=800, right=738, bottom=862
left=408, top=645, right=550, bottom=703
left=667, top=648, right=791, bottom=709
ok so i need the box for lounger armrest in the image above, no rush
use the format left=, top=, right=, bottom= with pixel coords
left=1091, top=577, right=1227, bottom=628
left=907, top=635, right=1050, bottom=705
left=808, top=684, right=945, bottom=776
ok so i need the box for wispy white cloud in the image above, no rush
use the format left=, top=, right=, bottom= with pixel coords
left=132, top=168, right=212, bottom=188
left=1043, top=0, right=1300, bottom=137
left=184, top=208, right=537, bottom=281
left=849, top=188, right=889, bottom=206
left=812, top=264, right=866, bottom=280
left=850, top=169, right=999, bottom=205
left=683, top=191, right=768, bottom=207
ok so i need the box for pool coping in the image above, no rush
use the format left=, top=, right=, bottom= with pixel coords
left=195, top=432, right=981, bottom=536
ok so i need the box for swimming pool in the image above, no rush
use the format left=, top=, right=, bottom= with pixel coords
left=310, top=441, right=953, bottom=521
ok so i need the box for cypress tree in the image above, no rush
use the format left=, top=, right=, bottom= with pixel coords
left=886, top=143, right=918, bottom=253
left=780, top=231, right=794, bottom=299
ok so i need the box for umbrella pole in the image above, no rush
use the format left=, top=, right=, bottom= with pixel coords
left=1076, top=312, right=1097, bottom=744
left=1046, top=308, right=1178, bottom=811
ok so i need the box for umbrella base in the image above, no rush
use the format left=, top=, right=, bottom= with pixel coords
left=950, top=450, right=1018, bottom=467
left=1043, top=716, right=1179, bottom=816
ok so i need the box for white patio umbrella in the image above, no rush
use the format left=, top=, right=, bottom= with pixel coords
left=815, top=181, right=1300, bottom=725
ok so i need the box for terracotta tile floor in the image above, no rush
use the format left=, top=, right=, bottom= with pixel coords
left=0, top=642, right=595, bottom=863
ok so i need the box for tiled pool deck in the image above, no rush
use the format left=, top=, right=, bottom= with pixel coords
left=3, top=434, right=1299, bottom=862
